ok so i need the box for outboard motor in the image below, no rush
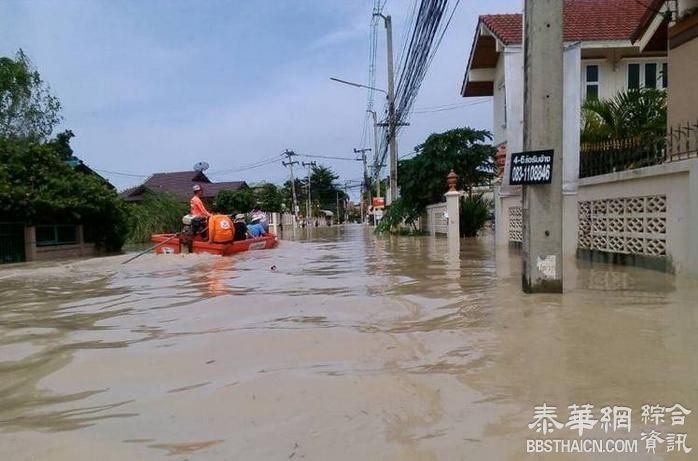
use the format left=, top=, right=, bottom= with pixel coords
left=180, top=214, right=207, bottom=253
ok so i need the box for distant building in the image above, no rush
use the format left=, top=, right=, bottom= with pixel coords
left=120, top=170, right=248, bottom=203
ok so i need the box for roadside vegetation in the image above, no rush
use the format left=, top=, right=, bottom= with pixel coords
left=377, top=127, right=495, bottom=237
left=0, top=50, right=128, bottom=252
left=581, top=88, right=666, bottom=143
left=125, top=193, right=188, bottom=243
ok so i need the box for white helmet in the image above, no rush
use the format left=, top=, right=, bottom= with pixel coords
left=192, top=184, right=202, bottom=192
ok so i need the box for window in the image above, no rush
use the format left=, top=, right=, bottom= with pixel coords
left=584, top=64, right=599, bottom=100
left=628, top=64, right=640, bottom=89
left=36, top=225, right=78, bottom=247
left=627, top=61, right=667, bottom=90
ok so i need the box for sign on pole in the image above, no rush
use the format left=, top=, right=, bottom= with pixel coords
left=372, top=197, right=385, bottom=209
left=509, top=150, right=554, bottom=185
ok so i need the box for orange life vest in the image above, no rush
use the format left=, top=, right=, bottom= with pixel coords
left=208, top=214, right=234, bottom=243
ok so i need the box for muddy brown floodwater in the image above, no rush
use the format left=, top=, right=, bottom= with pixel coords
left=1, top=225, right=697, bottom=460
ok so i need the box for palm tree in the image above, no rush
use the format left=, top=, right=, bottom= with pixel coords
left=581, top=88, right=666, bottom=143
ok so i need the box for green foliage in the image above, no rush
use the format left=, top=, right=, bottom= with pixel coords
left=255, top=182, right=283, bottom=212
left=0, top=50, right=61, bottom=141
left=281, top=164, right=348, bottom=217
left=374, top=197, right=422, bottom=234
left=0, top=136, right=127, bottom=251
left=125, top=192, right=188, bottom=243
left=399, top=127, right=495, bottom=213
left=581, top=88, right=667, bottom=143
left=459, top=194, right=492, bottom=238
left=212, top=188, right=255, bottom=214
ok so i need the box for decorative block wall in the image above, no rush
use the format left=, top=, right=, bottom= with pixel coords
left=578, top=195, right=667, bottom=257
left=508, top=206, right=522, bottom=243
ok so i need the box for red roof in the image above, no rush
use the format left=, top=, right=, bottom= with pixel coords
left=481, top=0, right=651, bottom=45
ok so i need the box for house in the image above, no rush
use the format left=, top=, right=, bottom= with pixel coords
left=461, top=0, right=667, bottom=187
left=460, top=0, right=669, bottom=253
left=120, top=170, right=248, bottom=203
left=632, top=0, right=698, bottom=129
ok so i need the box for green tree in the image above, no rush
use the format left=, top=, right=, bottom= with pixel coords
left=308, top=164, right=347, bottom=215
left=0, top=136, right=127, bottom=251
left=212, top=188, right=255, bottom=215
left=399, top=127, right=495, bottom=210
left=255, top=182, right=283, bottom=212
left=281, top=165, right=347, bottom=217
left=581, top=88, right=666, bottom=143
left=0, top=50, right=61, bottom=141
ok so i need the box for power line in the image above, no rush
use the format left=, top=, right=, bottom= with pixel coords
left=411, top=99, right=489, bottom=114
left=94, top=169, right=148, bottom=178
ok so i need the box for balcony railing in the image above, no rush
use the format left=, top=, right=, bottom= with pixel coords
left=579, top=119, right=698, bottom=178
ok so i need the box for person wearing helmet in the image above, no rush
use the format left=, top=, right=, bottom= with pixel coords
left=190, top=184, right=212, bottom=218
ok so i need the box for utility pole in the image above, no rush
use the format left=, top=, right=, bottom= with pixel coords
left=336, top=191, right=340, bottom=225
left=354, top=147, right=371, bottom=223
left=521, top=0, right=564, bottom=293
left=367, top=110, right=381, bottom=199
left=282, top=149, right=300, bottom=228
left=302, top=161, right=316, bottom=226
left=374, top=13, right=398, bottom=205
left=344, top=181, right=351, bottom=223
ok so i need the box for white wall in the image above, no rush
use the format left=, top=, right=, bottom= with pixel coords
left=492, top=52, right=507, bottom=146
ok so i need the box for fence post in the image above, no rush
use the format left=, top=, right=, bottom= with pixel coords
left=445, top=170, right=460, bottom=256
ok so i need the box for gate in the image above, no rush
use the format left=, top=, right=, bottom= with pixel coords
left=0, top=223, right=25, bottom=264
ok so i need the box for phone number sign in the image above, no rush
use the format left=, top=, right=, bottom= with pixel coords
left=510, top=150, right=554, bottom=185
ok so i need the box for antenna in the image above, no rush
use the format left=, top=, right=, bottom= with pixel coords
left=193, top=161, right=210, bottom=172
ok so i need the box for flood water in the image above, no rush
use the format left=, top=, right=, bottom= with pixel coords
left=1, top=225, right=696, bottom=460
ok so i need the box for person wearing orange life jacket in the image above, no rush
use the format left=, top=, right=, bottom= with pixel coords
left=190, top=184, right=212, bottom=218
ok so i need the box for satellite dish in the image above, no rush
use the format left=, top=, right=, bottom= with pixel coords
left=193, top=161, right=209, bottom=172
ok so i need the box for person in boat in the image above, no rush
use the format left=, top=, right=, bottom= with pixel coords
left=233, top=213, right=248, bottom=241
left=190, top=184, right=212, bottom=218
left=250, top=206, right=268, bottom=232
left=247, top=215, right=267, bottom=238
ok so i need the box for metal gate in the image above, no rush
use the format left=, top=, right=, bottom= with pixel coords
left=0, top=223, right=25, bottom=264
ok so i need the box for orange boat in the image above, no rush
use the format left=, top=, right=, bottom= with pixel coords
left=150, top=233, right=277, bottom=256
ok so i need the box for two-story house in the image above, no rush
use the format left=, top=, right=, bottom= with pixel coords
left=460, top=0, right=667, bottom=248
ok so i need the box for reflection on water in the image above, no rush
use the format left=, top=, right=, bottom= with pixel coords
left=1, top=225, right=696, bottom=460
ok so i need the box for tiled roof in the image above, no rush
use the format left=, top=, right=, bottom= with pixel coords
left=120, top=171, right=247, bottom=201
left=481, top=0, right=651, bottom=45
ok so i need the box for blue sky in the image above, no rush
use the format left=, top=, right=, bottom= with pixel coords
left=1, top=0, right=518, bottom=193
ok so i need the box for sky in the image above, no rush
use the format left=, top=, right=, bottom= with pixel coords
left=0, top=0, right=520, bottom=196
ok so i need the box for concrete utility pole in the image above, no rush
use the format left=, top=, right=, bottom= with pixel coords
left=367, top=110, right=381, bottom=199
left=354, top=147, right=371, bottom=223
left=282, top=150, right=300, bottom=227
left=521, top=0, right=564, bottom=293
left=374, top=13, right=398, bottom=205
left=302, top=161, right=316, bottom=225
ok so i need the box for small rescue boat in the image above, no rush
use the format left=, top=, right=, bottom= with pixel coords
left=150, top=233, right=277, bottom=256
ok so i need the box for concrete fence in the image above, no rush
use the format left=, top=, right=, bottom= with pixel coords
left=496, top=157, right=698, bottom=276
left=424, top=202, right=448, bottom=235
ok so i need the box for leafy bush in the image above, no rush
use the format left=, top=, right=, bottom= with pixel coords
left=126, top=192, right=188, bottom=243
left=459, top=194, right=492, bottom=237
left=374, top=197, right=422, bottom=234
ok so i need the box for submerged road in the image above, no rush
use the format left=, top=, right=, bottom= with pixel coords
left=1, top=225, right=697, bottom=460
